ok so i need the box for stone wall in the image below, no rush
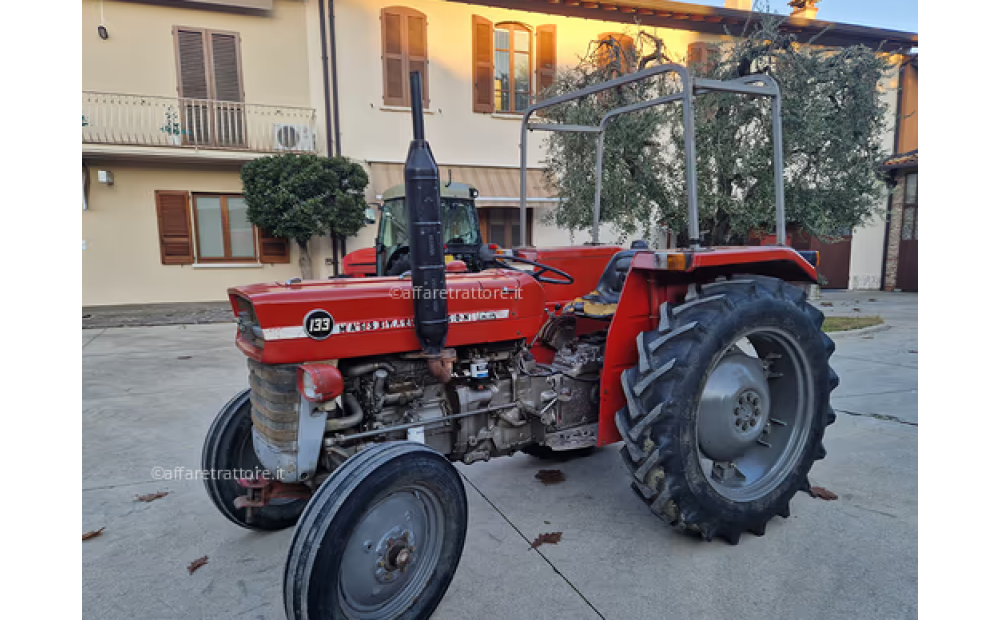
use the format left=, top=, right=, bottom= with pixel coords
left=882, top=174, right=906, bottom=291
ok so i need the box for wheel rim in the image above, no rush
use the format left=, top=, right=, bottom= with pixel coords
left=696, top=327, right=814, bottom=502
left=338, top=484, right=446, bottom=619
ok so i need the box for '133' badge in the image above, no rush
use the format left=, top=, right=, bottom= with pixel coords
left=303, top=309, right=334, bottom=340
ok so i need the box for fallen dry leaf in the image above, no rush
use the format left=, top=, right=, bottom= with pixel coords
left=529, top=532, right=563, bottom=549
left=810, top=486, right=838, bottom=501
left=136, top=491, right=169, bottom=503
left=819, top=302, right=833, bottom=307
left=535, top=470, right=566, bottom=485
left=83, top=527, right=105, bottom=541
left=187, top=556, right=209, bottom=574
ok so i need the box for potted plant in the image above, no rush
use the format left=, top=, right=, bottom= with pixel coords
left=160, top=108, right=183, bottom=145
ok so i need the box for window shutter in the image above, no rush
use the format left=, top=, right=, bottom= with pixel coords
left=382, top=9, right=406, bottom=107
left=472, top=15, right=494, bottom=113
left=535, top=25, right=556, bottom=98
left=175, top=28, right=209, bottom=99
left=210, top=32, right=243, bottom=102
left=155, top=191, right=194, bottom=265
left=406, top=12, right=429, bottom=108
left=687, top=42, right=719, bottom=70
left=259, top=229, right=290, bottom=264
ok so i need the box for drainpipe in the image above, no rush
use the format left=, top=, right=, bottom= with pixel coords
left=320, top=0, right=345, bottom=274
left=328, top=0, right=343, bottom=157
left=318, top=0, right=334, bottom=158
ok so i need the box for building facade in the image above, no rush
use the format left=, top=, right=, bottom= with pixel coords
left=82, top=0, right=916, bottom=306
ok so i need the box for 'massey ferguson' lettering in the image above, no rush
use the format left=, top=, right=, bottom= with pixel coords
left=262, top=310, right=512, bottom=341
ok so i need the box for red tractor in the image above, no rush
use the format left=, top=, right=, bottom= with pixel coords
left=202, top=70, right=836, bottom=620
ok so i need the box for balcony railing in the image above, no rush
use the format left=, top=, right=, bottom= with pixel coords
left=82, top=92, right=318, bottom=154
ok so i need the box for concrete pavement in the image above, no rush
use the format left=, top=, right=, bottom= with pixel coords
left=82, top=291, right=917, bottom=620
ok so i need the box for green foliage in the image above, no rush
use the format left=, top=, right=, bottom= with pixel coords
left=160, top=108, right=182, bottom=136
left=240, top=153, right=369, bottom=247
left=542, top=15, right=895, bottom=245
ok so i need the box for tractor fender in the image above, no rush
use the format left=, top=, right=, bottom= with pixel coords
left=595, top=246, right=819, bottom=447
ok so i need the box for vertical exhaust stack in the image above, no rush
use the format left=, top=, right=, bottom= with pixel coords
left=404, top=71, right=450, bottom=374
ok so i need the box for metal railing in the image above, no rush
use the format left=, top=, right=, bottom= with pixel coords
left=82, top=92, right=318, bottom=154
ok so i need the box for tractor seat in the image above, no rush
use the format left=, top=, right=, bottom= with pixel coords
left=569, top=240, right=648, bottom=320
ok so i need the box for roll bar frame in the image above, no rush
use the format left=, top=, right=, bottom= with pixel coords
left=518, top=63, right=785, bottom=248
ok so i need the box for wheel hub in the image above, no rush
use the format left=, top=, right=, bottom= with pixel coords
left=340, top=489, right=444, bottom=619
left=697, top=352, right=771, bottom=462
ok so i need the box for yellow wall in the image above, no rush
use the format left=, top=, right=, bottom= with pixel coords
left=897, top=60, right=918, bottom=154
left=332, top=0, right=720, bottom=252
left=334, top=0, right=716, bottom=169
left=82, top=0, right=312, bottom=107
left=83, top=161, right=304, bottom=305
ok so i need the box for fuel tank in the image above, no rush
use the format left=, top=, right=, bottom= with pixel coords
left=229, top=270, right=547, bottom=365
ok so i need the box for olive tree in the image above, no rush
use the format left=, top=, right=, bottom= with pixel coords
left=542, top=14, right=895, bottom=246
left=241, top=153, right=369, bottom=279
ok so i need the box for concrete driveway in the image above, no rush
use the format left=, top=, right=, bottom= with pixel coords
left=82, top=291, right=917, bottom=620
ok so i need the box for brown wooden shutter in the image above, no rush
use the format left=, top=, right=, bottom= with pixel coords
left=382, top=9, right=406, bottom=107
left=175, top=28, right=209, bottom=99
left=472, top=15, right=494, bottom=113
left=155, top=191, right=194, bottom=265
left=535, top=25, right=556, bottom=98
left=687, top=42, right=719, bottom=71
left=407, top=12, right=429, bottom=108
left=259, top=229, right=290, bottom=264
left=210, top=32, right=243, bottom=102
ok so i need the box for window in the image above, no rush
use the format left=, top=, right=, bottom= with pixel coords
left=494, top=23, right=532, bottom=113
left=154, top=191, right=289, bottom=265
left=174, top=27, right=245, bottom=147
left=193, top=195, right=255, bottom=261
left=480, top=207, right=532, bottom=247
left=596, top=33, right=634, bottom=76
left=472, top=17, right=556, bottom=114
left=902, top=172, right=918, bottom=241
left=381, top=7, right=428, bottom=108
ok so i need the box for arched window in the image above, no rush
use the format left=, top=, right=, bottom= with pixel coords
left=494, top=22, right=532, bottom=113
left=596, top=32, right=635, bottom=76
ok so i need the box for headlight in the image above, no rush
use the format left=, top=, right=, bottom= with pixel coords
left=297, top=362, right=344, bottom=402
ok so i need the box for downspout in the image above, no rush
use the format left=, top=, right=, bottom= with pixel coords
left=325, top=0, right=345, bottom=274
left=318, top=0, right=334, bottom=158
left=328, top=0, right=343, bottom=157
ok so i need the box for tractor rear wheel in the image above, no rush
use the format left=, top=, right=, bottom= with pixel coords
left=201, top=389, right=307, bottom=531
left=284, top=442, right=467, bottom=620
left=615, top=276, right=837, bottom=544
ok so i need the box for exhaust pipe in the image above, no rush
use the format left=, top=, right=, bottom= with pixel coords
left=404, top=71, right=450, bottom=378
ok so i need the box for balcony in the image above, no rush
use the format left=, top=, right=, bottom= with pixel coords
left=82, top=92, right=318, bottom=158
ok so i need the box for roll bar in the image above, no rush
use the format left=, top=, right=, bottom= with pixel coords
left=518, top=64, right=786, bottom=248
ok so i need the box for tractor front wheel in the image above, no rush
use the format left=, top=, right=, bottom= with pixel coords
left=616, top=276, right=838, bottom=544
left=201, top=389, right=307, bottom=531
left=284, top=442, right=467, bottom=620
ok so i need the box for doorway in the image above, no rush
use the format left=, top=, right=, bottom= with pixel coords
left=479, top=207, right=532, bottom=248
left=896, top=172, right=918, bottom=291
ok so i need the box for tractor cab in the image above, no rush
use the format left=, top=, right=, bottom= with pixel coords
left=371, top=182, right=486, bottom=276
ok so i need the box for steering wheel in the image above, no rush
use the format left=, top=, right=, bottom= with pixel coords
left=492, top=254, right=575, bottom=285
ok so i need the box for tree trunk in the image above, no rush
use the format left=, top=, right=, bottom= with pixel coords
left=297, top=240, right=314, bottom=280
left=330, top=231, right=340, bottom=277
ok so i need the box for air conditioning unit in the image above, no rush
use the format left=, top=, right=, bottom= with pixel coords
left=273, top=124, right=315, bottom=152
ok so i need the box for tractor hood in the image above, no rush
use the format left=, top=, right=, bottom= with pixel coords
left=229, top=270, right=547, bottom=365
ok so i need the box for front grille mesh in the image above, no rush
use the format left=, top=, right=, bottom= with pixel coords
left=247, top=358, right=299, bottom=450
